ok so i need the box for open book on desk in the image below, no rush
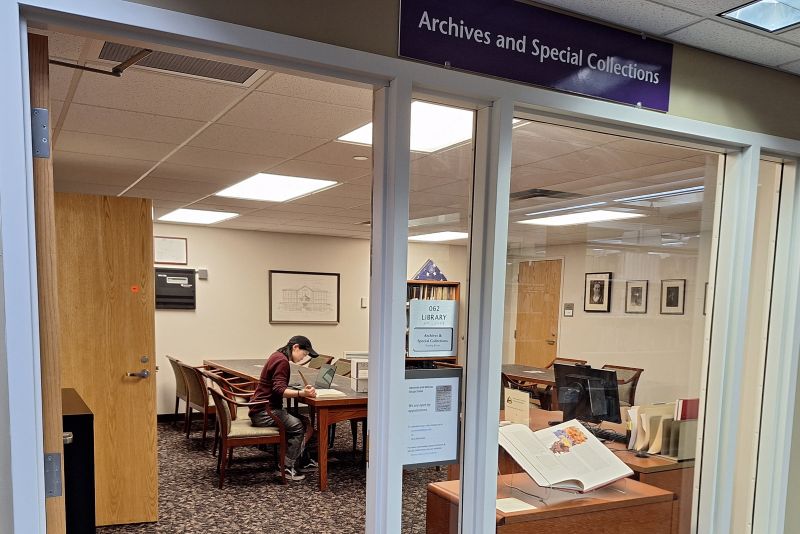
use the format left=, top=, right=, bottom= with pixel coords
left=498, top=420, right=633, bottom=493
left=314, top=389, right=347, bottom=398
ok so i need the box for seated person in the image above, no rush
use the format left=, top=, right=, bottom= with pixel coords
left=250, top=335, right=319, bottom=481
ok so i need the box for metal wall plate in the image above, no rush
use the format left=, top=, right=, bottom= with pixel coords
left=31, top=108, right=50, bottom=158
left=44, top=453, right=62, bottom=497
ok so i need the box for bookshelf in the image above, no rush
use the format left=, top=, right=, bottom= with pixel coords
left=406, top=280, right=460, bottom=362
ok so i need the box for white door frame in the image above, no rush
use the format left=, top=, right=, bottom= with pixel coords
left=4, top=1, right=800, bottom=532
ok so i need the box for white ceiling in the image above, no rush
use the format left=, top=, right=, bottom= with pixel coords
left=533, top=0, right=800, bottom=74
left=45, top=29, right=718, bottom=250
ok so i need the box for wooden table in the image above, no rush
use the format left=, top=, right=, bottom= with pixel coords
left=427, top=474, right=674, bottom=533
left=500, top=408, right=694, bottom=534
left=204, top=358, right=368, bottom=491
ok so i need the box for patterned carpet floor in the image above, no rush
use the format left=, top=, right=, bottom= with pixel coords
left=97, top=421, right=445, bottom=534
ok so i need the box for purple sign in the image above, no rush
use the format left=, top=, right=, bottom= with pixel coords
left=399, top=0, right=673, bottom=111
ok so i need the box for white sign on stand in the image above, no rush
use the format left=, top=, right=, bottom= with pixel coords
left=504, top=387, right=530, bottom=426
left=408, top=299, right=458, bottom=357
left=404, top=368, right=462, bottom=467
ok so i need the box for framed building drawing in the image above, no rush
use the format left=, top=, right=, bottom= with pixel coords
left=625, top=280, right=648, bottom=314
left=584, top=272, right=612, bottom=312
left=661, top=279, right=686, bottom=315
left=269, top=270, right=340, bottom=324
left=154, top=236, right=187, bottom=265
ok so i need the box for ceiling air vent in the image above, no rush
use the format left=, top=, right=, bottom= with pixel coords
left=510, top=188, right=582, bottom=201
left=99, top=42, right=257, bottom=83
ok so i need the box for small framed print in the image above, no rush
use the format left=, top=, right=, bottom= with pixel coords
left=661, top=279, right=686, bottom=315
left=625, top=280, right=648, bottom=314
left=584, top=272, right=612, bottom=313
left=154, top=236, right=188, bottom=265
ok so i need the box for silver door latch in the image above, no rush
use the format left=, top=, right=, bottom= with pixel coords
left=126, top=369, right=150, bottom=379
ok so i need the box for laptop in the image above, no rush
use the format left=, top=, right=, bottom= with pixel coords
left=314, top=364, right=336, bottom=389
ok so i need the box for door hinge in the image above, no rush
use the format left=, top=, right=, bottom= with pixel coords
left=44, top=453, right=62, bottom=497
left=31, top=108, right=50, bottom=158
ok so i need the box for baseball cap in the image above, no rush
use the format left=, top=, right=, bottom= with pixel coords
left=288, top=335, right=319, bottom=357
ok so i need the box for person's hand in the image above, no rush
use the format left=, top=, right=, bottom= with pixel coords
left=301, top=385, right=317, bottom=398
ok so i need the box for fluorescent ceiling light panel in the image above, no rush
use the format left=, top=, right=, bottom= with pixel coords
left=408, top=231, right=469, bottom=242
left=721, top=0, right=800, bottom=32
left=215, top=173, right=337, bottom=202
left=158, top=208, right=238, bottom=224
left=338, top=101, right=475, bottom=153
left=615, top=186, right=704, bottom=203
left=519, top=210, right=644, bottom=226
left=525, top=201, right=607, bottom=217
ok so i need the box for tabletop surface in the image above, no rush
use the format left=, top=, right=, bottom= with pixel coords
left=204, top=358, right=368, bottom=403
left=502, top=363, right=555, bottom=383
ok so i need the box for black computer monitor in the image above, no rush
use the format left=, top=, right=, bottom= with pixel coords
left=553, top=364, right=621, bottom=424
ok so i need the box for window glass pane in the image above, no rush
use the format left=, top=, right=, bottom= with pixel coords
left=496, top=119, right=723, bottom=532
left=402, top=100, right=474, bottom=532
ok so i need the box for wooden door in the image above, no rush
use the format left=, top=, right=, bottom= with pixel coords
left=514, top=259, right=562, bottom=368
left=29, top=33, right=67, bottom=534
left=55, top=193, right=158, bottom=525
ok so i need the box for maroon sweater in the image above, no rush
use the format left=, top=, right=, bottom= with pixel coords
left=249, top=351, right=290, bottom=415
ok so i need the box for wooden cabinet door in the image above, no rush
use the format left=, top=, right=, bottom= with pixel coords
left=56, top=193, right=158, bottom=526
left=514, top=259, right=562, bottom=368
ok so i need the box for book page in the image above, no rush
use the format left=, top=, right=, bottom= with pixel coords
left=499, top=424, right=572, bottom=487
left=532, top=420, right=633, bottom=492
left=314, top=389, right=347, bottom=398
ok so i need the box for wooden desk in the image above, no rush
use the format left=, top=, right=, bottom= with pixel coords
left=501, top=408, right=694, bottom=534
left=204, top=358, right=368, bottom=491
left=427, top=474, right=674, bottom=533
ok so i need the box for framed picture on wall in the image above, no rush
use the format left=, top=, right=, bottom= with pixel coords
left=660, top=279, right=686, bottom=315
left=154, top=236, right=188, bottom=265
left=584, top=272, right=612, bottom=313
left=625, top=280, right=648, bottom=314
left=269, top=270, right=340, bottom=324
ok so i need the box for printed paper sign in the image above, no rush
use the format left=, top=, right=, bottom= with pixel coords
left=504, top=387, right=530, bottom=426
left=409, top=299, right=458, bottom=357
left=405, top=373, right=460, bottom=466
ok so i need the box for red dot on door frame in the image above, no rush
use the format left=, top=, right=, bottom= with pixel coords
left=131, top=285, right=140, bottom=293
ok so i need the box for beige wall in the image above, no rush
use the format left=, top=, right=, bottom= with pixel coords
left=154, top=222, right=467, bottom=414
left=503, top=243, right=707, bottom=406
left=133, top=1, right=800, bottom=140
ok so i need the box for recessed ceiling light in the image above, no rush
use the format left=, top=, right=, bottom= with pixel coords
left=614, top=186, right=704, bottom=203
left=215, top=173, right=337, bottom=202
left=408, top=231, right=469, bottom=242
left=721, top=0, right=800, bottom=32
left=339, top=101, right=474, bottom=153
left=525, top=201, right=607, bottom=217
left=353, top=155, right=369, bottom=161
left=158, top=208, right=238, bottom=225
left=519, top=210, right=644, bottom=226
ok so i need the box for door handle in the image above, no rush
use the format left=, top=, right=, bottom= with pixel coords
left=63, top=432, right=73, bottom=445
left=126, top=369, right=150, bottom=379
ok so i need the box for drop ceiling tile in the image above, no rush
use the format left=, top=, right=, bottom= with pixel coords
left=667, top=19, right=800, bottom=66
left=188, top=123, right=327, bottom=159
left=656, top=0, right=752, bottom=17
left=218, top=91, right=371, bottom=139
left=52, top=100, right=65, bottom=132
left=410, top=191, right=468, bottom=208
left=512, top=131, right=593, bottom=167
left=149, top=162, right=252, bottom=186
left=166, top=146, right=284, bottom=173
left=50, top=64, right=74, bottom=102
left=131, top=176, right=222, bottom=196
left=71, top=67, right=246, bottom=121
left=510, top=167, right=592, bottom=193
left=534, top=0, right=700, bottom=35
left=53, top=151, right=153, bottom=187
left=604, top=160, right=706, bottom=184
left=416, top=180, right=470, bottom=198
left=267, top=159, right=368, bottom=182
left=517, top=122, right=618, bottom=146
left=411, top=145, right=475, bottom=179
left=535, top=145, right=671, bottom=175
left=607, top=139, right=701, bottom=160
left=62, top=103, right=205, bottom=144
left=297, top=141, right=372, bottom=168
left=48, top=32, right=86, bottom=61
left=779, top=58, right=800, bottom=75
left=57, top=131, right=176, bottom=161
left=257, top=72, right=372, bottom=110
left=289, top=190, right=369, bottom=209
left=122, top=186, right=209, bottom=204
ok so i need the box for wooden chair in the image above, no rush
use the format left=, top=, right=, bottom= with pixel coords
left=334, top=358, right=351, bottom=377
left=547, top=357, right=588, bottom=368
left=602, top=364, right=644, bottom=407
left=203, top=368, right=257, bottom=455
left=207, top=387, right=287, bottom=488
left=307, top=354, right=334, bottom=369
left=178, top=362, right=216, bottom=446
left=166, top=355, right=189, bottom=429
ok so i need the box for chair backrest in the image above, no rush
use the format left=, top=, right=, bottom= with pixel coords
left=208, top=387, right=233, bottom=436
left=334, top=358, right=351, bottom=377
left=166, top=355, right=188, bottom=399
left=202, top=370, right=253, bottom=420
left=308, top=354, right=335, bottom=369
left=602, top=364, right=644, bottom=406
left=548, top=357, right=588, bottom=368
left=178, top=363, right=209, bottom=407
